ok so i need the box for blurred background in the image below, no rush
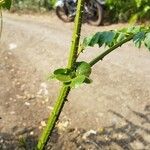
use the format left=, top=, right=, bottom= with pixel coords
left=10, top=0, right=150, bottom=23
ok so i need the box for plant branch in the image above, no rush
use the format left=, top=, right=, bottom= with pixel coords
left=37, top=86, right=70, bottom=150
left=36, top=0, right=85, bottom=149
left=67, top=0, right=85, bottom=69
left=89, top=35, right=134, bottom=67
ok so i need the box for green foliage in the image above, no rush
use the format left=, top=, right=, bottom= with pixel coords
left=106, top=0, right=150, bottom=22
left=11, top=0, right=55, bottom=12
left=49, top=0, right=56, bottom=8
left=50, top=26, right=150, bottom=88
left=82, top=31, right=116, bottom=47
left=0, top=0, right=11, bottom=9
left=50, top=61, right=92, bottom=88
left=81, top=26, right=150, bottom=51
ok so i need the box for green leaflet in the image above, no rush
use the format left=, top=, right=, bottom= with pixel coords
left=70, top=75, right=86, bottom=88
left=70, top=75, right=92, bottom=88
left=50, top=68, right=73, bottom=83
left=76, top=61, right=92, bottom=77
left=126, top=26, right=141, bottom=34
left=82, top=34, right=94, bottom=47
left=116, top=32, right=126, bottom=42
left=133, top=31, right=145, bottom=48
left=82, top=31, right=116, bottom=48
left=84, top=77, right=93, bottom=84
left=54, top=68, right=71, bottom=75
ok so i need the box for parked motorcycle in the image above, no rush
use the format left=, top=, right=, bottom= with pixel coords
left=55, top=0, right=105, bottom=26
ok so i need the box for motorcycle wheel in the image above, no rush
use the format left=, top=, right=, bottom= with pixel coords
left=56, top=6, right=73, bottom=23
left=86, top=1, right=103, bottom=26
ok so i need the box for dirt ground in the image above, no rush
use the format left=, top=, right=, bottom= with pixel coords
left=0, top=12, right=150, bottom=150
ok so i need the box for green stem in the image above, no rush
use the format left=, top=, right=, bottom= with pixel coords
left=89, top=35, right=134, bottom=67
left=36, top=0, right=85, bottom=149
left=67, top=0, right=85, bottom=69
left=37, top=86, right=70, bottom=150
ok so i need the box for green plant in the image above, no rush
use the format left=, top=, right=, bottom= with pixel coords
left=49, top=0, right=56, bottom=8
left=37, top=0, right=85, bottom=149
left=106, top=0, right=150, bottom=22
left=0, top=1, right=150, bottom=150
left=37, top=0, right=150, bottom=150
left=11, top=0, right=53, bottom=12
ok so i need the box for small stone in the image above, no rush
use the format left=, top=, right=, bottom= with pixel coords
left=22, top=123, right=26, bottom=126
left=24, top=102, right=30, bottom=106
left=82, top=130, right=97, bottom=140
left=118, top=134, right=124, bottom=139
left=41, top=121, right=46, bottom=127
left=45, top=97, right=49, bottom=102
left=47, top=106, right=53, bottom=110
left=0, top=139, right=4, bottom=143
left=10, top=111, right=15, bottom=115
left=9, top=43, right=17, bottom=50
left=16, top=82, right=21, bottom=85
left=10, top=69, right=15, bottom=72
left=16, top=95, right=23, bottom=99
left=57, top=120, right=70, bottom=131
left=30, top=131, right=34, bottom=135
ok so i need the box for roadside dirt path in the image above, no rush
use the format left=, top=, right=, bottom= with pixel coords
left=0, top=12, right=150, bottom=149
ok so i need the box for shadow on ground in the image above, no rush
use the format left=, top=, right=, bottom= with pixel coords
left=0, top=105, right=150, bottom=150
